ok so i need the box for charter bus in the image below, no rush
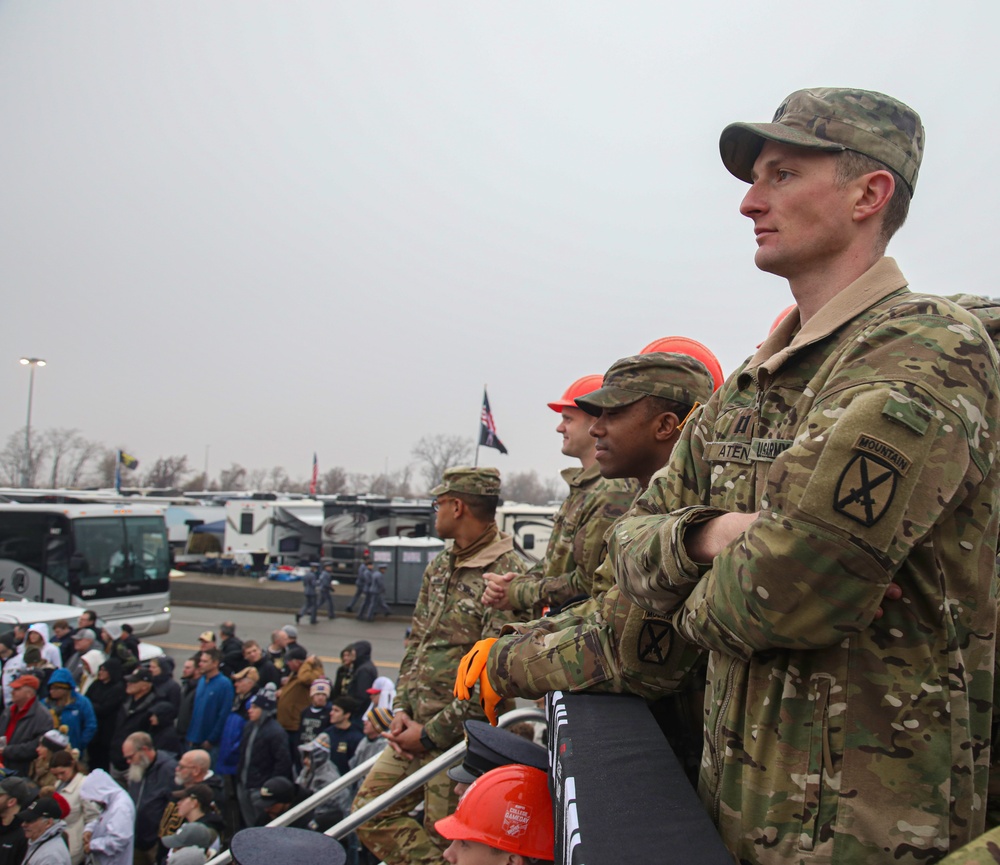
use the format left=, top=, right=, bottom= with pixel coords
left=0, top=503, right=171, bottom=636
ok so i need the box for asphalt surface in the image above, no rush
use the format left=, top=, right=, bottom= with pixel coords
left=157, top=604, right=410, bottom=674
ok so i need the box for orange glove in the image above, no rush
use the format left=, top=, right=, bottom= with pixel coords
left=454, top=638, right=497, bottom=700
left=478, top=668, right=503, bottom=726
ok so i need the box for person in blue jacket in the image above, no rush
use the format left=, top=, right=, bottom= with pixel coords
left=43, top=669, right=96, bottom=752
left=186, top=649, right=234, bottom=764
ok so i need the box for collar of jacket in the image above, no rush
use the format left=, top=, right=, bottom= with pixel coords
left=450, top=526, right=514, bottom=569
left=560, top=462, right=603, bottom=489
left=742, top=256, right=909, bottom=384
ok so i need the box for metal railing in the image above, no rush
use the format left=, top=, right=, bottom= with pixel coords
left=205, top=707, right=546, bottom=864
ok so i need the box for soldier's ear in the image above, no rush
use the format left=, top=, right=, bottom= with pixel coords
left=653, top=412, right=680, bottom=441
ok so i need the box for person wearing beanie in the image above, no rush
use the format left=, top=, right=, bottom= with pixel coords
left=236, top=685, right=291, bottom=829
left=298, top=679, right=331, bottom=748
left=30, top=728, right=70, bottom=789
left=0, top=674, right=53, bottom=776
left=348, top=708, right=390, bottom=776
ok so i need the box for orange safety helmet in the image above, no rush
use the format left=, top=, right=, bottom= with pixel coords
left=435, top=764, right=554, bottom=860
left=639, top=336, right=724, bottom=391
left=547, top=374, right=604, bottom=413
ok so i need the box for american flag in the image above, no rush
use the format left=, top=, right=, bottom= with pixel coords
left=479, top=389, right=508, bottom=454
left=310, top=452, right=318, bottom=495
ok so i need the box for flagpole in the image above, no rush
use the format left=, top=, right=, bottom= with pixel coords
left=474, top=385, right=486, bottom=467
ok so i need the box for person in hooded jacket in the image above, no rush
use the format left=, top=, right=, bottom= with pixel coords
left=22, top=625, right=63, bottom=670
left=80, top=768, right=135, bottom=865
left=20, top=797, right=71, bottom=865
left=295, top=734, right=349, bottom=831
left=44, top=670, right=97, bottom=753
left=78, top=650, right=105, bottom=696
left=236, top=685, right=291, bottom=830
left=146, top=659, right=182, bottom=756
left=343, top=641, right=377, bottom=732
left=85, top=659, right=125, bottom=771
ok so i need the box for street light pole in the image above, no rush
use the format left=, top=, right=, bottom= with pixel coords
left=19, top=357, right=46, bottom=488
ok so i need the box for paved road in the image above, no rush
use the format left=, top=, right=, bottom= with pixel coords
left=158, top=604, right=410, bottom=674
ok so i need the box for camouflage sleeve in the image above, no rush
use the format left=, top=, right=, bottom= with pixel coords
left=486, top=583, right=706, bottom=702
left=422, top=552, right=525, bottom=746
left=506, top=486, right=634, bottom=612
left=393, top=561, right=435, bottom=715
left=619, top=318, right=997, bottom=658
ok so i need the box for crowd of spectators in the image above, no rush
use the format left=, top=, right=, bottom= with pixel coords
left=0, top=612, right=392, bottom=865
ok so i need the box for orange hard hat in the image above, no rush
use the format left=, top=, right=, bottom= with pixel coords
left=547, top=374, right=604, bottom=413
left=639, top=336, right=724, bottom=391
left=435, top=764, right=554, bottom=860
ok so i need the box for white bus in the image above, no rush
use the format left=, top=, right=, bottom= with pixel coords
left=0, top=503, right=171, bottom=636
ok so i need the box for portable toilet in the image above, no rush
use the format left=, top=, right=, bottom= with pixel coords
left=369, top=537, right=446, bottom=604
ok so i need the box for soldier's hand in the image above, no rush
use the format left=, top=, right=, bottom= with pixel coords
left=389, top=710, right=411, bottom=737
left=454, top=638, right=498, bottom=700
left=482, top=572, right=517, bottom=610
left=684, top=511, right=759, bottom=562
left=874, top=581, right=903, bottom=619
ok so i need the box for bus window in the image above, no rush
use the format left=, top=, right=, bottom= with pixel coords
left=124, top=517, right=170, bottom=581
left=71, top=518, right=126, bottom=586
left=0, top=512, right=51, bottom=574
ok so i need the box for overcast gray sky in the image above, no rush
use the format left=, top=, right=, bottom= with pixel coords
left=2, top=2, right=997, bottom=490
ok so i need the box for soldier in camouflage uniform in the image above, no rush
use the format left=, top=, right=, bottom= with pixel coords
left=459, top=353, right=717, bottom=775
left=600, top=89, right=1000, bottom=864
left=352, top=467, right=522, bottom=865
left=482, top=375, right=640, bottom=617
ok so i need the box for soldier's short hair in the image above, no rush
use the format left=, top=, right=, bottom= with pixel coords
left=641, top=395, right=693, bottom=423
left=452, top=491, right=499, bottom=522
left=835, top=150, right=911, bottom=247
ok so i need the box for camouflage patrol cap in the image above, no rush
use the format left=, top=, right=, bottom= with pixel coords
left=575, top=352, right=714, bottom=417
left=720, top=87, right=924, bottom=194
left=430, top=466, right=501, bottom=497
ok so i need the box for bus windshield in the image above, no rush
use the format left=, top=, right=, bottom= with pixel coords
left=70, top=516, right=170, bottom=588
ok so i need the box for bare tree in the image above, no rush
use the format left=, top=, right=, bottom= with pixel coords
left=246, top=468, right=268, bottom=491
left=143, top=456, right=190, bottom=489
left=412, top=434, right=474, bottom=491
left=0, top=427, right=49, bottom=487
left=502, top=470, right=564, bottom=505
left=348, top=467, right=413, bottom=497
left=218, top=463, right=247, bottom=490
left=265, top=466, right=289, bottom=492
left=43, top=428, right=102, bottom=488
left=321, top=467, right=348, bottom=494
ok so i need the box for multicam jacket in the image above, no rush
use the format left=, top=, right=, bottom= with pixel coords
left=506, top=464, right=639, bottom=615
left=394, top=525, right=522, bottom=749
left=611, top=259, right=1000, bottom=864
